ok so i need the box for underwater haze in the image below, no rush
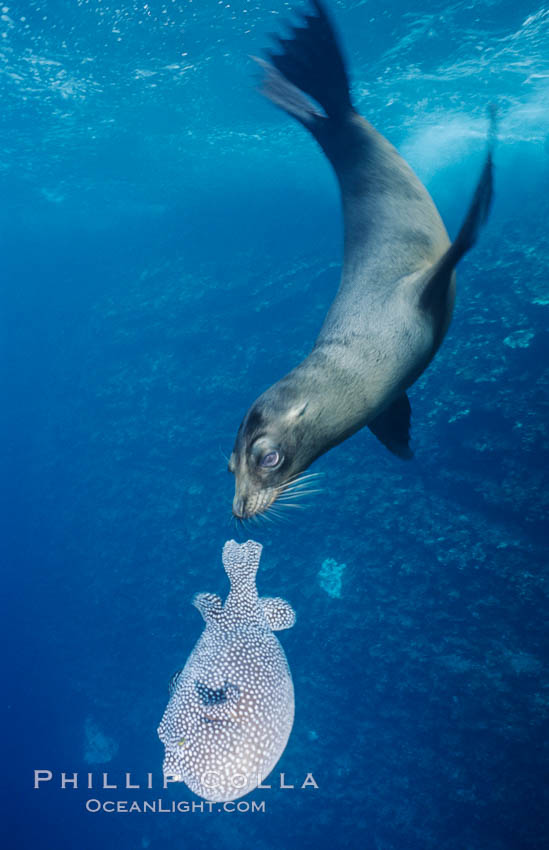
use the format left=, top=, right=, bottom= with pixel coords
left=2, top=1, right=548, bottom=848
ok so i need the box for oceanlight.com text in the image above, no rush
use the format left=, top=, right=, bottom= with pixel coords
left=86, top=798, right=266, bottom=813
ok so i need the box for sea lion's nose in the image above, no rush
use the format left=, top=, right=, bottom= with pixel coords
left=233, top=489, right=258, bottom=519
left=232, top=495, right=246, bottom=519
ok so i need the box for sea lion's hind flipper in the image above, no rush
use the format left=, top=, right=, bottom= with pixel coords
left=420, top=129, right=495, bottom=314
left=254, top=0, right=353, bottom=130
left=253, top=58, right=323, bottom=130
left=368, top=394, right=413, bottom=460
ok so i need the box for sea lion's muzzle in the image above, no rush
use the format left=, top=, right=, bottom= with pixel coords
left=232, top=495, right=247, bottom=520
left=232, top=486, right=278, bottom=519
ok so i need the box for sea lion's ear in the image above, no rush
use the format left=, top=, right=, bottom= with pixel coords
left=193, top=592, right=223, bottom=622
left=261, top=597, right=296, bottom=630
left=286, top=401, right=308, bottom=420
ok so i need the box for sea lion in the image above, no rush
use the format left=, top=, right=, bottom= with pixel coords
left=229, top=0, right=494, bottom=519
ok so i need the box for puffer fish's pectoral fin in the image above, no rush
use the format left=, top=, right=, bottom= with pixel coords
left=368, top=393, right=413, bottom=460
left=193, top=592, right=223, bottom=622
left=168, top=668, right=184, bottom=697
left=419, top=110, right=496, bottom=316
left=261, top=597, right=296, bottom=631
left=222, top=539, right=263, bottom=587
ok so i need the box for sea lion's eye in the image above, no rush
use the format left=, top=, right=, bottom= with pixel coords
left=260, top=450, right=281, bottom=468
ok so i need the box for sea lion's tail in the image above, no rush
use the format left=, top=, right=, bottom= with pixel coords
left=253, top=0, right=353, bottom=133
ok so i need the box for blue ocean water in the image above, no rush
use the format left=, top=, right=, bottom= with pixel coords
left=2, top=1, right=548, bottom=848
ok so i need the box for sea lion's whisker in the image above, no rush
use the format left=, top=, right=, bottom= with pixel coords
left=268, top=507, right=295, bottom=526
left=279, top=485, right=324, bottom=495
left=276, top=486, right=324, bottom=506
left=238, top=514, right=253, bottom=528
left=277, top=473, right=323, bottom=490
left=279, top=486, right=324, bottom=499
left=278, top=480, right=318, bottom=493
left=264, top=504, right=289, bottom=524
left=285, top=471, right=324, bottom=485
left=278, top=475, right=324, bottom=492
left=276, top=499, right=319, bottom=508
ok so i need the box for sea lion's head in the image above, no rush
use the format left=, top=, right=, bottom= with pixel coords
left=229, top=387, right=321, bottom=520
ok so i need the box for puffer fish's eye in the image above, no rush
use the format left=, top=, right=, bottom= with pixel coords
left=195, top=680, right=240, bottom=706
left=196, top=682, right=228, bottom=706
left=259, top=450, right=282, bottom=469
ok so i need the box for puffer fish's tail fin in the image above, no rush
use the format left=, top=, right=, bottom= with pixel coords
left=222, top=540, right=263, bottom=587
left=253, top=0, right=353, bottom=134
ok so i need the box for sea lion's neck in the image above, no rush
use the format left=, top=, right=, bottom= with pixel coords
left=280, top=350, right=383, bottom=451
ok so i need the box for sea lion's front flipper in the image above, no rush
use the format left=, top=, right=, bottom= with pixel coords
left=368, top=394, right=413, bottom=460
left=261, top=597, right=296, bottom=631
left=419, top=117, right=495, bottom=315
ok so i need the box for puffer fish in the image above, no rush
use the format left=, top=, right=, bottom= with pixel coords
left=158, top=539, right=296, bottom=802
